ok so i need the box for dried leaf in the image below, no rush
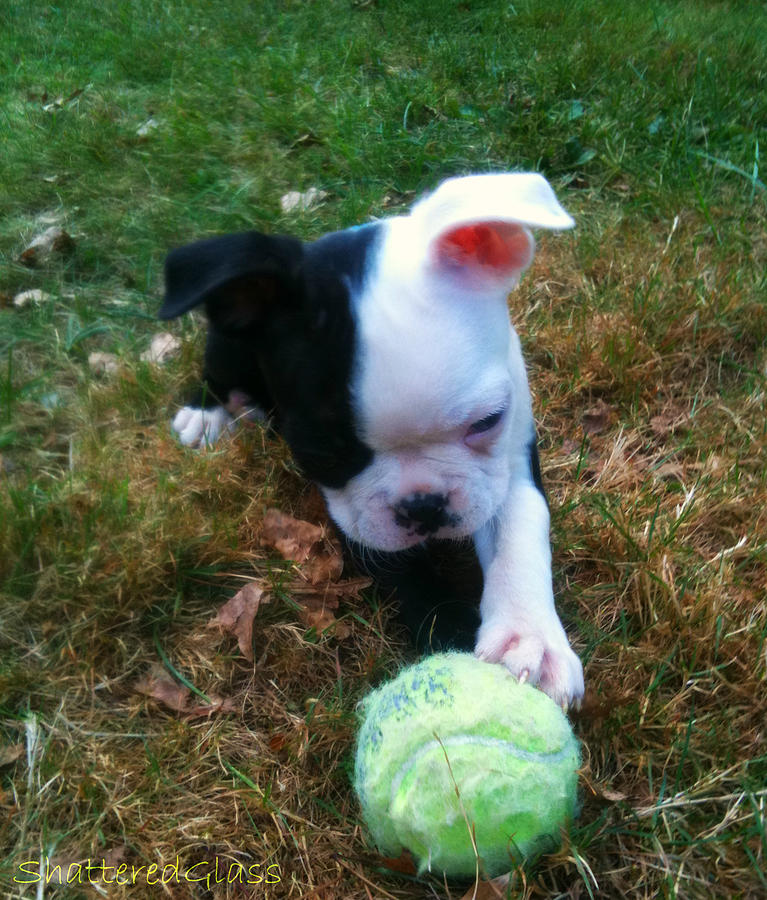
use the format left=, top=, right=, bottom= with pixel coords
left=302, top=546, right=344, bottom=584
left=135, top=667, right=234, bottom=717
left=378, top=851, right=417, bottom=875
left=262, top=509, right=344, bottom=584
left=458, top=874, right=511, bottom=900
left=654, top=461, right=685, bottom=482
left=94, top=846, right=128, bottom=876
left=13, top=289, right=53, bottom=308
left=136, top=117, right=159, bottom=137
left=135, top=668, right=189, bottom=712
left=43, top=854, right=83, bottom=885
left=650, top=406, right=688, bottom=437
left=600, top=787, right=628, bottom=803
left=185, top=695, right=237, bottom=717
left=19, top=226, right=75, bottom=266
left=311, top=576, right=372, bottom=601
left=582, top=399, right=614, bottom=435
left=560, top=437, right=582, bottom=456
left=0, top=744, right=24, bottom=767
left=262, top=509, right=323, bottom=563
left=140, top=332, right=181, bottom=364
left=280, top=187, right=327, bottom=214
left=88, top=351, right=120, bottom=376
left=208, top=581, right=269, bottom=662
left=332, top=619, right=353, bottom=640
left=299, top=595, right=339, bottom=634
left=40, top=88, right=83, bottom=112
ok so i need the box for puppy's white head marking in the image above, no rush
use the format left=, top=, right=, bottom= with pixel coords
left=321, top=173, right=573, bottom=550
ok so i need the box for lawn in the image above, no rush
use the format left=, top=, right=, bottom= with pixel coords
left=1, top=1, right=766, bottom=897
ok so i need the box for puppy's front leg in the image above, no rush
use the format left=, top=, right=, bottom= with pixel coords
left=474, top=471, right=584, bottom=708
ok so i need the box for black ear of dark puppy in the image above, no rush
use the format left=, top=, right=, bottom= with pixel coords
left=159, top=231, right=304, bottom=333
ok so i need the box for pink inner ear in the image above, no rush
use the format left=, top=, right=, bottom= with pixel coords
left=435, top=222, right=532, bottom=276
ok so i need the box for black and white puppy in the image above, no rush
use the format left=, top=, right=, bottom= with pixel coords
left=159, top=173, right=584, bottom=707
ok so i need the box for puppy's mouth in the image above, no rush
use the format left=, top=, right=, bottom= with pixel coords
left=324, top=487, right=481, bottom=553
left=366, top=523, right=468, bottom=553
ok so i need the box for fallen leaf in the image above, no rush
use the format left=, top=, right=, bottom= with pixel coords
left=331, top=619, right=353, bottom=640
left=135, top=668, right=189, bottom=711
left=260, top=509, right=366, bottom=639
left=280, top=187, right=327, bottom=214
left=136, top=117, right=159, bottom=137
left=40, top=88, right=83, bottom=112
left=135, top=667, right=235, bottom=717
left=582, top=399, right=614, bottom=435
left=103, top=846, right=127, bottom=867
left=262, top=509, right=323, bottom=563
left=19, top=227, right=75, bottom=266
left=13, top=289, right=53, bottom=308
left=0, top=744, right=24, bottom=767
left=599, top=787, right=628, bottom=803
left=303, top=547, right=344, bottom=584
left=43, top=854, right=84, bottom=885
left=650, top=406, right=688, bottom=437
left=381, top=189, right=416, bottom=208
left=262, top=509, right=344, bottom=584
left=88, top=351, right=120, bottom=376
left=185, top=695, right=237, bottom=717
left=208, top=581, right=269, bottom=662
left=298, top=594, right=339, bottom=634
left=458, top=874, right=511, bottom=900
left=140, top=332, right=181, bottom=364
left=560, top=437, right=582, bottom=456
left=654, top=461, right=685, bottom=482
left=289, top=576, right=372, bottom=601
left=378, top=851, right=417, bottom=875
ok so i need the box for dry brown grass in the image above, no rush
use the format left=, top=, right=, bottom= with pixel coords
left=2, top=203, right=766, bottom=899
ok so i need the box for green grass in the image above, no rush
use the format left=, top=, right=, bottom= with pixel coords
left=2, top=1, right=767, bottom=897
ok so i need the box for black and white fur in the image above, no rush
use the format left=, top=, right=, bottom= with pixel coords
left=160, top=173, right=584, bottom=707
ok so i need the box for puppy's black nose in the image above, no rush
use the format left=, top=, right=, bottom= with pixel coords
left=393, top=492, right=454, bottom=536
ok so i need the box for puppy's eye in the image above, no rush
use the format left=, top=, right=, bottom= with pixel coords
left=467, top=409, right=504, bottom=435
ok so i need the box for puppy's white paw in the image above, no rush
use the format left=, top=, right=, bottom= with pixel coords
left=171, top=405, right=235, bottom=447
left=475, top=619, right=584, bottom=709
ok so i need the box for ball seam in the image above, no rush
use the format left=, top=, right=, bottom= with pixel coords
left=389, top=734, right=576, bottom=806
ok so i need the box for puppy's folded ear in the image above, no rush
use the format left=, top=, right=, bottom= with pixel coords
left=159, top=232, right=304, bottom=333
left=414, top=173, right=574, bottom=290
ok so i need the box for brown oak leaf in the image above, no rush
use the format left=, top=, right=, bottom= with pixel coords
left=261, top=508, right=343, bottom=584
left=135, top=667, right=235, bottom=717
left=207, top=581, right=268, bottom=662
left=135, top=668, right=189, bottom=711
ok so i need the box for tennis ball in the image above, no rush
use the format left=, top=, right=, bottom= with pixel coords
left=354, top=653, right=580, bottom=878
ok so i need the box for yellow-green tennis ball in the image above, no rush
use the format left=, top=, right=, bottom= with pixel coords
left=354, top=653, right=580, bottom=878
